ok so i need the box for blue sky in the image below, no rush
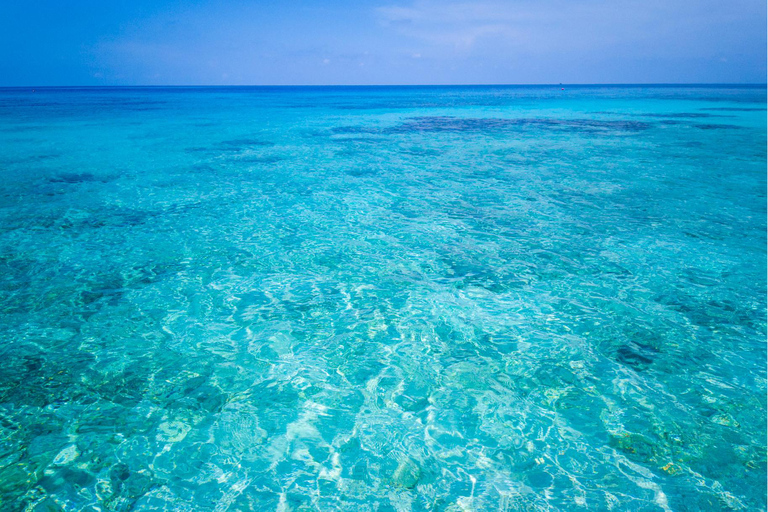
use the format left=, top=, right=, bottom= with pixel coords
left=1, top=0, right=765, bottom=86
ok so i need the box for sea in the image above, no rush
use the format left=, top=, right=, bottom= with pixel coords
left=0, top=85, right=765, bottom=511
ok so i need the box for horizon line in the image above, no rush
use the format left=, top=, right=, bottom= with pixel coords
left=1, top=82, right=766, bottom=89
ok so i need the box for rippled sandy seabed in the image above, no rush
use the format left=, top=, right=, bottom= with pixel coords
left=0, top=85, right=765, bottom=511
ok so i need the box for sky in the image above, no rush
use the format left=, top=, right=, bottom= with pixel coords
left=1, top=0, right=766, bottom=86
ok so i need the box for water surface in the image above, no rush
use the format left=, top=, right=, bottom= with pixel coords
left=0, top=85, right=765, bottom=511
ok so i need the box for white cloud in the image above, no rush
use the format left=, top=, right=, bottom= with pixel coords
left=377, top=1, right=525, bottom=24
left=375, top=1, right=543, bottom=50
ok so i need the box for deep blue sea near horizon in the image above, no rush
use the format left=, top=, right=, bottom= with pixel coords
left=0, top=85, right=765, bottom=511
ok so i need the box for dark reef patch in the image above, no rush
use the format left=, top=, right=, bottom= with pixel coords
left=394, top=116, right=652, bottom=133
left=331, top=136, right=387, bottom=144
left=51, top=207, right=157, bottom=231
left=399, top=146, right=443, bottom=157
left=1, top=153, right=62, bottom=165
left=219, top=138, right=275, bottom=148
left=346, top=167, right=379, bottom=177
left=232, top=155, right=285, bottom=164
left=48, top=173, right=112, bottom=184
left=693, top=124, right=743, bottom=130
left=643, top=113, right=723, bottom=119
left=333, top=116, right=651, bottom=135
left=701, top=107, right=767, bottom=112
left=615, top=343, right=657, bottom=372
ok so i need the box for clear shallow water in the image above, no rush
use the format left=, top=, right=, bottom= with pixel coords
left=0, top=85, right=765, bottom=511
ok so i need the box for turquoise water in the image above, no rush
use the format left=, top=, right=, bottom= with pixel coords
left=0, top=85, right=765, bottom=511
